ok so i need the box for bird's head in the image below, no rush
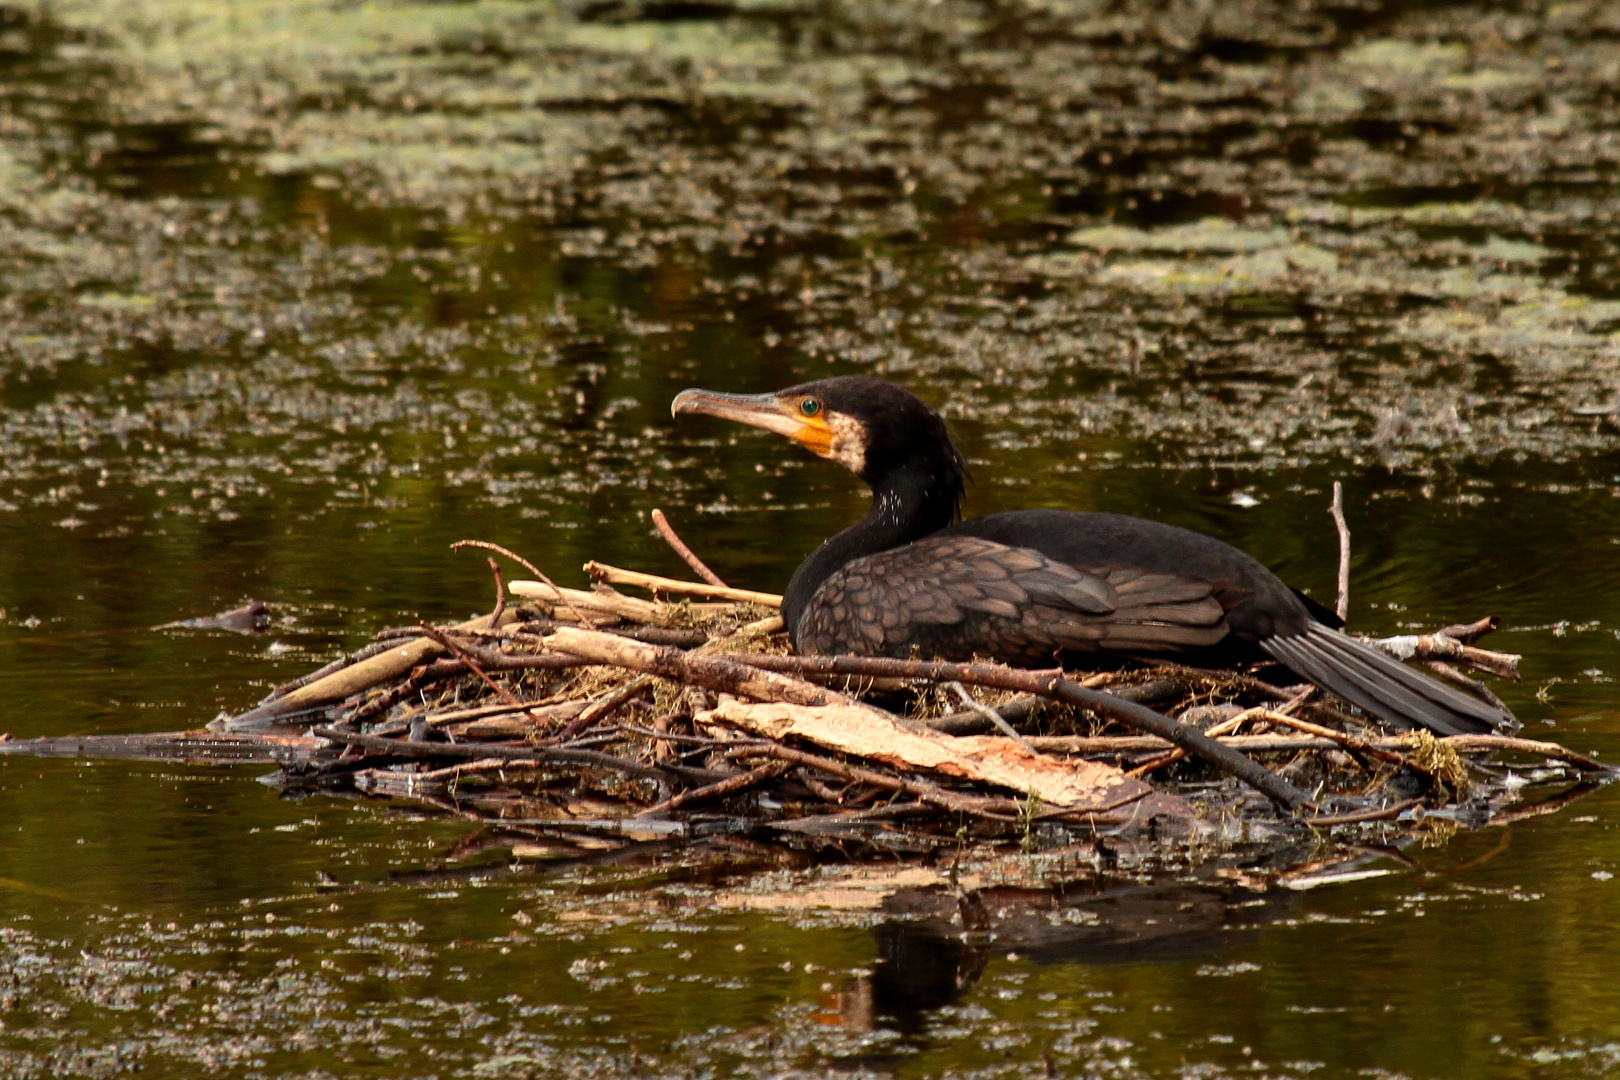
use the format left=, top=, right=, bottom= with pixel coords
left=671, top=376, right=964, bottom=504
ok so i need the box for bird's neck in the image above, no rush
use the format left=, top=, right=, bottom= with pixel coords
left=782, top=460, right=959, bottom=640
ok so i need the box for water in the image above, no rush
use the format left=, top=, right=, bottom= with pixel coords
left=2, top=0, right=1619, bottom=1075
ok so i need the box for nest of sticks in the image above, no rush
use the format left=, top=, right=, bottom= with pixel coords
left=195, top=517, right=1605, bottom=862
left=6, top=517, right=1606, bottom=871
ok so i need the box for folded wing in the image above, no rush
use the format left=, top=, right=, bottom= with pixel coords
left=795, top=535, right=1235, bottom=666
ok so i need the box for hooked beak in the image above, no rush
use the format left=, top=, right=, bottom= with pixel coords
left=671, top=387, right=833, bottom=456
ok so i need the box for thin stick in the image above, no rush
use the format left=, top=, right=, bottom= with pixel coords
left=633, top=761, right=785, bottom=818
left=1125, top=689, right=1313, bottom=777
left=1439, top=616, right=1500, bottom=644
left=1423, top=659, right=1512, bottom=713
left=1330, top=481, right=1351, bottom=622
left=739, top=743, right=1023, bottom=821
left=583, top=561, right=782, bottom=607
left=311, top=725, right=669, bottom=779
left=1445, top=734, right=1612, bottom=773
left=452, top=539, right=600, bottom=628
left=417, top=624, right=527, bottom=711
left=486, top=557, right=507, bottom=630
left=1258, top=711, right=1420, bottom=771
left=651, top=509, right=728, bottom=588
left=549, top=675, right=653, bottom=743
left=1371, top=631, right=1521, bottom=681
left=946, top=682, right=1038, bottom=754
left=1306, top=797, right=1422, bottom=828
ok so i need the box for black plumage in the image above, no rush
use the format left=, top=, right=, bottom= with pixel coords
left=671, top=376, right=1515, bottom=737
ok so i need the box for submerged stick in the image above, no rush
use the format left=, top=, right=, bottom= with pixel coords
left=651, top=509, right=729, bottom=588
left=1306, top=797, right=1422, bottom=828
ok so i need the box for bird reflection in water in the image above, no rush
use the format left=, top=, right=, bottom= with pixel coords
left=812, top=870, right=1299, bottom=1034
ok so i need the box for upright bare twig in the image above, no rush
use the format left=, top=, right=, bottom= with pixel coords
left=485, top=557, right=508, bottom=630
left=452, top=539, right=599, bottom=628
left=1330, top=481, right=1351, bottom=622
left=651, top=509, right=729, bottom=588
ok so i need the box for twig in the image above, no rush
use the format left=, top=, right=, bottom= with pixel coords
left=544, top=627, right=843, bottom=708
left=486, top=558, right=507, bottom=630
left=583, top=561, right=783, bottom=607
left=946, top=682, right=1039, bottom=753
left=1439, top=615, right=1500, bottom=645
left=1371, top=631, right=1520, bottom=681
left=418, top=624, right=527, bottom=711
left=1445, top=734, right=1612, bottom=773
left=549, top=675, right=654, bottom=743
left=425, top=699, right=586, bottom=728
left=1423, top=659, right=1512, bottom=713
left=1126, top=705, right=1261, bottom=778
left=738, top=743, right=1023, bottom=821
left=1258, top=711, right=1422, bottom=771
left=452, top=539, right=600, bottom=628
left=651, top=509, right=729, bottom=588
left=1306, top=797, right=1421, bottom=828
left=312, top=725, right=674, bottom=780
left=1330, top=480, right=1350, bottom=622
left=634, top=760, right=786, bottom=818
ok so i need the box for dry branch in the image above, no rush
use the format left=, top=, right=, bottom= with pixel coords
left=651, top=508, right=729, bottom=588
left=634, top=760, right=786, bottom=818
left=227, top=610, right=530, bottom=729
left=584, top=561, right=783, bottom=608
left=1370, top=631, right=1521, bottom=680
left=544, top=626, right=842, bottom=707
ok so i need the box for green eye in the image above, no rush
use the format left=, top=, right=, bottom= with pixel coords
left=800, top=398, right=821, bottom=417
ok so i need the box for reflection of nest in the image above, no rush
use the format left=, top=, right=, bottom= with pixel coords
left=3, top=552, right=1606, bottom=883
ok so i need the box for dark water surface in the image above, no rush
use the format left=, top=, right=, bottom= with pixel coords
left=3, top=0, right=1620, bottom=1076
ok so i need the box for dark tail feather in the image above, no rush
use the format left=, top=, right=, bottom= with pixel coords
left=1262, top=623, right=1516, bottom=737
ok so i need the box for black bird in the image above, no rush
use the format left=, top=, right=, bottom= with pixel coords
left=671, top=376, right=1515, bottom=737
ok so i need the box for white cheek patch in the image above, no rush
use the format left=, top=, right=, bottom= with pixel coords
left=825, top=412, right=867, bottom=474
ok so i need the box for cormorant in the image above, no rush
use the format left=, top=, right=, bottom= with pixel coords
left=672, top=376, right=1515, bottom=737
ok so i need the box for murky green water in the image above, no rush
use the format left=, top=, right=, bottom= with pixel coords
left=3, top=0, right=1620, bottom=1075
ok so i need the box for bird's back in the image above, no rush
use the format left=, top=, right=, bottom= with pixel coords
left=941, top=509, right=1321, bottom=642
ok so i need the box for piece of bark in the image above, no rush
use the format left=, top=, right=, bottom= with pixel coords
left=721, top=652, right=1313, bottom=809
left=697, top=697, right=1150, bottom=810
